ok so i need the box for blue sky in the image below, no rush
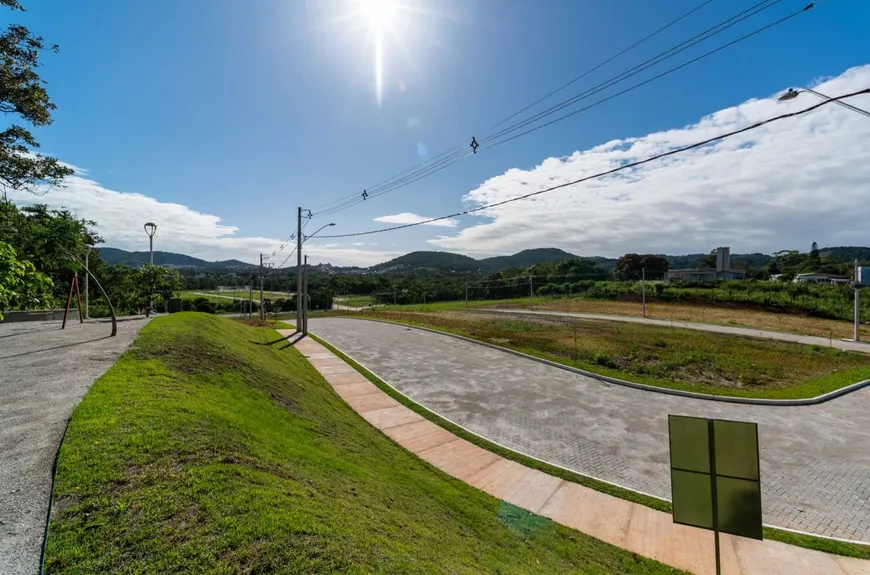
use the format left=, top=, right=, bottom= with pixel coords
left=7, top=0, right=870, bottom=265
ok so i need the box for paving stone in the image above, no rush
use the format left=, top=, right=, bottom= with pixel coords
left=381, top=420, right=456, bottom=454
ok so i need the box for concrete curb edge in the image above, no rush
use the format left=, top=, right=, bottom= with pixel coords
left=337, top=316, right=870, bottom=406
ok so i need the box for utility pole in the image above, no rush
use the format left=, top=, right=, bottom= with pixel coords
left=296, top=207, right=303, bottom=331
left=302, top=255, right=309, bottom=335
left=642, top=267, right=647, bottom=318
left=855, top=259, right=861, bottom=342
left=259, top=254, right=265, bottom=320
left=529, top=275, right=533, bottom=310
left=84, top=246, right=90, bottom=319
left=465, top=282, right=468, bottom=306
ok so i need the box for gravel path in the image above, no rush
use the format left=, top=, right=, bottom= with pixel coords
left=309, top=317, right=870, bottom=542
left=0, top=318, right=147, bottom=575
left=480, top=308, right=870, bottom=354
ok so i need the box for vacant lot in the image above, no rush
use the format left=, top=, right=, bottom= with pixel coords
left=360, top=310, right=870, bottom=399
left=44, top=313, right=678, bottom=574
left=379, top=296, right=868, bottom=339
left=527, top=297, right=870, bottom=341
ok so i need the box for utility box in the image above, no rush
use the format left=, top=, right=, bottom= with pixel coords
left=859, top=267, right=870, bottom=287
left=168, top=297, right=184, bottom=313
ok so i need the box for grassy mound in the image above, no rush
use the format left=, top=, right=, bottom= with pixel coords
left=45, top=313, right=679, bottom=574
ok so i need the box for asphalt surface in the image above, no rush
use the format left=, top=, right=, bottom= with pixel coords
left=309, top=317, right=870, bottom=542
left=480, top=308, right=870, bottom=354
left=0, top=318, right=147, bottom=575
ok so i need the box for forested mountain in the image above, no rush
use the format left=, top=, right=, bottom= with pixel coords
left=665, top=252, right=773, bottom=269
left=97, top=247, right=255, bottom=269
left=370, top=248, right=598, bottom=274
left=479, top=248, right=583, bottom=271
left=819, top=246, right=870, bottom=262
left=368, top=251, right=481, bottom=273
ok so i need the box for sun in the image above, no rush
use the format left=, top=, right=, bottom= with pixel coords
left=358, top=0, right=395, bottom=29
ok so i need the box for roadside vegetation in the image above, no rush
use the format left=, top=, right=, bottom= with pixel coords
left=354, top=310, right=870, bottom=399
left=45, top=313, right=680, bottom=574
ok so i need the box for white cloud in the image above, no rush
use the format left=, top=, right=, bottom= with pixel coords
left=429, top=65, right=870, bottom=257
left=374, top=212, right=458, bottom=227
left=5, top=170, right=400, bottom=267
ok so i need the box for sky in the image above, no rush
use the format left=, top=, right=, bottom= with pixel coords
left=4, top=0, right=870, bottom=266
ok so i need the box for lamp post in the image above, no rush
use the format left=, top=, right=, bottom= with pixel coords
left=143, top=222, right=157, bottom=315
left=144, top=222, right=157, bottom=264
left=300, top=223, right=335, bottom=335
left=777, top=88, right=870, bottom=119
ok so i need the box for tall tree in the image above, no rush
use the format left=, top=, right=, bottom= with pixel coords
left=0, top=0, right=73, bottom=196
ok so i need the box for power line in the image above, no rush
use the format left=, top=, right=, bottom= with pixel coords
left=314, top=0, right=810, bottom=220
left=269, top=214, right=313, bottom=267
left=482, top=0, right=796, bottom=145
left=312, top=88, right=868, bottom=240
left=306, top=0, right=733, bottom=219
left=486, top=2, right=812, bottom=150
left=489, top=0, right=716, bottom=130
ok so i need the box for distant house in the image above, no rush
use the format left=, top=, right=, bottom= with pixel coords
left=793, top=273, right=849, bottom=284
left=667, top=247, right=746, bottom=282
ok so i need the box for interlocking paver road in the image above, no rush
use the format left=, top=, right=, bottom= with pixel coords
left=309, top=317, right=870, bottom=542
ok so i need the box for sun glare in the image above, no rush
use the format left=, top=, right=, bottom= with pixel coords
left=354, top=0, right=397, bottom=106
left=360, top=0, right=394, bottom=29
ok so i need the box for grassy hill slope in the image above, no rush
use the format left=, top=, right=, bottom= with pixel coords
left=45, top=314, right=677, bottom=574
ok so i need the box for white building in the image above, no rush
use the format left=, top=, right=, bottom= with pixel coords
left=793, top=273, right=848, bottom=284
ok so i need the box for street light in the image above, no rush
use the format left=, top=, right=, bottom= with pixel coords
left=300, top=223, right=335, bottom=335
left=144, top=222, right=157, bottom=264
left=302, top=222, right=336, bottom=244
left=777, top=88, right=870, bottom=119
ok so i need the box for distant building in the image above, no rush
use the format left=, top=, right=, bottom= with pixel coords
left=667, top=247, right=746, bottom=282
left=793, top=273, right=849, bottom=284
left=859, top=267, right=870, bottom=287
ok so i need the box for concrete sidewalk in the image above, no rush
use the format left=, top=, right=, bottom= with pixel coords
left=0, top=319, right=147, bottom=575
left=279, top=329, right=869, bottom=575
left=479, top=308, right=870, bottom=354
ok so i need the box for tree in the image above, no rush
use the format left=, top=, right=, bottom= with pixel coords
left=0, top=0, right=73, bottom=196
left=613, top=253, right=669, bottom=280
left=137, top=264, right=181, bottom=313
left=0, top=240, right=54, bottom=318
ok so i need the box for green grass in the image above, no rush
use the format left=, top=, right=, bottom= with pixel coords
left=308, top=330, right=870, bottom=560
left=179, top=290, right=292, bottom=302
left=337, top=295, right=374, bottom=308
left=45, top=313, right=682, bottom=574
left=356, top=311, right=870, bottom=400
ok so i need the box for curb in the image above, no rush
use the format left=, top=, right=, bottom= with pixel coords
left=336, top=317, right=870, bottom=406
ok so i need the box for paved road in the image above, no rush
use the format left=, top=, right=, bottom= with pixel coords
left=0, top=318, right=147, bottom=575
left=480, top=308, right=870, bottom=354
left=309, top=317, right=870, bottom=542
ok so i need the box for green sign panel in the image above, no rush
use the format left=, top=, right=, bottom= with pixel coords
left=668, top=415, right=763, bottom=541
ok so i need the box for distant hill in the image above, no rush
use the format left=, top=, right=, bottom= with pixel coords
left=97, top=247, right=256, bottom=270
left=665, top=252, right=772, bottom=269
left=368, top=251, right=482, bottom=273
left=820, top=246, right=870, bottom=263
left=479, top=248, right=579, bottom=271
left=370, top=248, right=600, bottom=274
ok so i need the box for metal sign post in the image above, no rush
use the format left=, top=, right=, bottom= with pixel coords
left=668, top=415, right=763, bottom=575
